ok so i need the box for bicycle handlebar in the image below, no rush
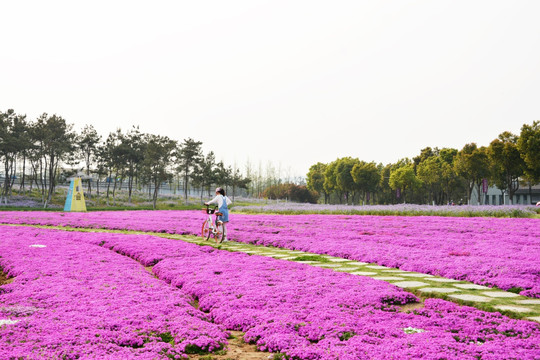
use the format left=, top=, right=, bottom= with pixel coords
left=203, top=204, right=218, bottom=214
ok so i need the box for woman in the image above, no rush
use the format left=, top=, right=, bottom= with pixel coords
left=204, top=187, right=232, bottom=241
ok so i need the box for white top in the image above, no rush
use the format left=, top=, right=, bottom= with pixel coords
left=207, top=194, right=232, bottom=208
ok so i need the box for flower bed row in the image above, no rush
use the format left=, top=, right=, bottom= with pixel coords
left=0, top=226, right=227, bottom=359
left=1, top=210, right=539, bottom=298
left=78, top=229, right=540, bottom=359
left=2, top=225, right=540, bottom=358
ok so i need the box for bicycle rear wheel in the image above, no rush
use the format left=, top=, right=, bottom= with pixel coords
left=214, top=222, right=224, bottom=243
left=202, top=219, right=211, bottom=240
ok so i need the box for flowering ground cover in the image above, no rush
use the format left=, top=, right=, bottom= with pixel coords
left=234, top=203, right=540, bottom=218
left=0, top=226, right=228, bottom=359
left=2, top=224, right=540, bottom=358
left=1, top=210, right=539, bottom=298
left=22, top=226, right=540, bottom=359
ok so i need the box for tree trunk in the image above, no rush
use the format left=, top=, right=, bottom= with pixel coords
left=8, top=157, right=16, bottom=197
left=112, top=174, right=118, bottom=206
left=184, top=172, right=189, bottom=204
left=152, top=180, right=159, bottom=209
left=106, top=171, right=112, bottom=206
left=44, top=155, right=57, bottom=208
left=20, top=155, right=26, bottom=193
left=128, top=174, right=133, bottom=204
left=507, top=175, right=519, bottom=205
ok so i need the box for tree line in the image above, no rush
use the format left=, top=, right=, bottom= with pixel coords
left=0, top=109, right=255, bottom=208
left=306, top=122, right=540, bottom=205
left=3, top=109, right=539, bottom=208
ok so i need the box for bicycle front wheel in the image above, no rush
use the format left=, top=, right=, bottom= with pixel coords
left=202, top=219, right=211, bottom=240
left=214, top=222, right=224, bottom=243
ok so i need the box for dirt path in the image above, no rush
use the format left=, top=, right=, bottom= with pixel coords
left=144, top=266, right=270, bottom=360
left=0, top=269, right=14, bottom=286
left=187, top=331, right=270, bottom=360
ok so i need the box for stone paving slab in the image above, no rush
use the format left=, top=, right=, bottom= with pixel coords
left=350, top=271, right=378, bottom=276
left=482, top=291, right=520, bottom=298
left=317, top=264, right=344, bottom=268
left=347, top=261, right=368, bottom=266
left=310, top=263, right=332, bottom=267
left=365, top=265, right=388, bottom=269
left=382, top=269, right=404, bottom=273
left=372, top=276, right=406, bottom=281
left=393, top=281, right=430, bottom=288
left=336, top=267, right=363, bottom=272
left=453, top=284, right=490, bottom=290
left=494, top=305, right=533, bottom=313
left=399, top=273, right=434, bottom=278
left=327, top=258, right=352, bottom=262
left=528, top=316, right=540, bottom=322
left=449, top=294, right=493, bottom=303
left=516, top=300, right=540, bottom=305
left=0, top=319, right=19, bottom=326
left=424, top=278, right=459, bottom=283
left=417, top=287, right=460, bottom=293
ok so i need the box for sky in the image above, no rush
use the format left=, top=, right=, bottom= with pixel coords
left=2, top=1, right=540, bottom=178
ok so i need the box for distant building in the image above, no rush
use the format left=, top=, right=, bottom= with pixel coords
left=471, top=183, right=540, bottom=205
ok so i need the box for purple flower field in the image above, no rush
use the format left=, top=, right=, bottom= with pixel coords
left=1, top=210, right=539, bottom=297
left=234, top=203, right=540, bottom=218
left=0, top=226, right=228, bottom=359
left=2, top=225, right=540, bottom=359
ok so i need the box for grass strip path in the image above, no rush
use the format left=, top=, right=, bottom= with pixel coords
left=3, top=223, right=540, bottom=324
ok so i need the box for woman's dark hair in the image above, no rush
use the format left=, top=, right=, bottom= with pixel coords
left=216, top=187, right=225, bottom=196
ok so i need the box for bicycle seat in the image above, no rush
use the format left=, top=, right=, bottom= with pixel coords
left=215, top=212, right=223, bottom=216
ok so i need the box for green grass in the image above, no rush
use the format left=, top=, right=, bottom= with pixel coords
left=292, top=255, right=330, bottom=262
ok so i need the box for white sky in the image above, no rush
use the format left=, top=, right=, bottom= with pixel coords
left=2, top=1, right=539, bottom=177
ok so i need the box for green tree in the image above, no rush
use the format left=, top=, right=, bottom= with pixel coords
left=413, top=147, right=436, bottom=171
left=32, top=113, right=76, bottom=208
left=77, top=124, right=102, bottom=198
left=102, top=130, right=124, bottom=205
left=140, top=134, right=177, bottom=209
left=192, top=151, right=217, bottom=202
left=0, top=110, right=29, bottom=203
left=454, top=143, right=490, bottom=204
left=176, top=138, right=203, bottom=203
left=120, top=127, right=146, bottom=203
left=334, top=157, right=359, bottom=204
left=214, top=160, right=232, bottom=193
left=488, top=132, right=524, bottom=204
left=389, top=165, right=422, bottom=203
left=351, top=161, right=381, bottom=204
left=263, top=183, right=318, bottom=203
left=229, top=164, right=250, bottom=202
left=306, top=162, right=327, bottom=203
left=417, top=156, right=453, bottom=205
left=323, top=160, right=339, bottom=203
left=517, top=120, right=540, bottom=183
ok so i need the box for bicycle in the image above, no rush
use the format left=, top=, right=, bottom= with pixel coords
left=202, top=204, right=225, bottom=243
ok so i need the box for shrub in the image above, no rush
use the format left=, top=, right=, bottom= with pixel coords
left=262, top=183, right=318, bottom=203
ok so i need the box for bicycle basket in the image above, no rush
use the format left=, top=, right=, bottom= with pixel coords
left=203, top=207, right=216, bottom=214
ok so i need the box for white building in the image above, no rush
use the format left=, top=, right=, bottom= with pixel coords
left=471, top=184, right=540, bottom=205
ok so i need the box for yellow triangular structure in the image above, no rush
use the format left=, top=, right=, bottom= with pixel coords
left=64, top=177, right=87, bottom=212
